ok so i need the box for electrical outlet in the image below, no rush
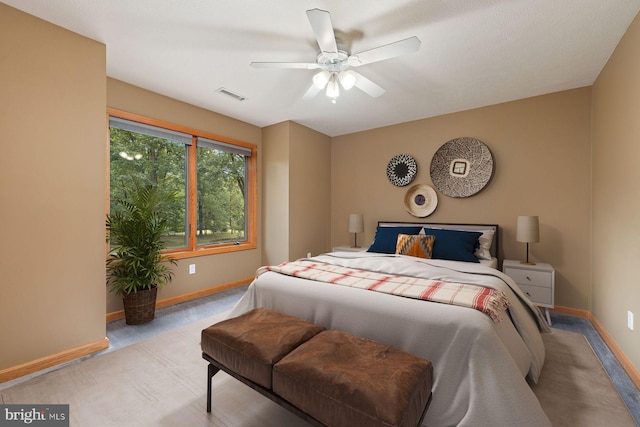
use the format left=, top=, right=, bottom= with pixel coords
left=628, top=311, right=634, bottom=331
left=189, top=264, right=196, bottom=275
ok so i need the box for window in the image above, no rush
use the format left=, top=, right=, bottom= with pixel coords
left=107, top=109, right=256, bottom=258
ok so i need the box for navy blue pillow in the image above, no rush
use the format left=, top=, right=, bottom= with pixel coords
left=423, top=228, right=482, bottom=263
left=367, top=226, right=423, bottom=254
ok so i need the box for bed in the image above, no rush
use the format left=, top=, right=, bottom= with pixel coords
left=229, top=222, right=552, bottom=427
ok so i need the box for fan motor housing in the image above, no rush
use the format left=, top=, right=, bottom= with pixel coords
left=316, top=50, right=350, bottom=72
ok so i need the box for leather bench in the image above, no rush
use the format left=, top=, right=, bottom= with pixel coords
left=201, top=308, right=433, bottom=427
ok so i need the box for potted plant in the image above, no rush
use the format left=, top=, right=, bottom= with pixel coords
left=106, top=180, right=177, bottom=325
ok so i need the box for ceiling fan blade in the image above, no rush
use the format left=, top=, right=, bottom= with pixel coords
left=348, top=36, right=421, bottom=67
left=306, top=9, right=338, bottom=58
left=353, top=72, right=385, bottom=98
left=302, top=84, right=322, bottom=100
left=250, top=62, right=320, bottom=69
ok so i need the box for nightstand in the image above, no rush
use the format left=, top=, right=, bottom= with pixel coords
left=332, top=246, right=367, bottom=252
left=502, top=259, right=555, bottom=325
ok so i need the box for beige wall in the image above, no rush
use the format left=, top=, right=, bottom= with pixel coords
left=289, top=122, right=332, bottom=259
left=0, top=4, right=107, bottom=370
left=262, top=121, right=331, bottom=265
left=592, top=13, right=640, bottom=371
left=262, top=122, right=290, bottom=265
left=332, top=88, right=592, bottom=310
left=106, top=79, right=263, bottom=313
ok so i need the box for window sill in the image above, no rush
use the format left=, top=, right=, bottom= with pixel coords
left=166, top=241, right=257, bottom=260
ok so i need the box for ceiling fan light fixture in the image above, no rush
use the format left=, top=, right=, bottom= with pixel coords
left=251, top=9, right=419, bottom=101
left=338, top=70, right=357, bottom=90
left=313, top=70, right=331, bottom=89
left=326, top=74, right=340, bottom=98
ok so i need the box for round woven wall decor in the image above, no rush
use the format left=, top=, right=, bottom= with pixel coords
left=404, top=184, right=438, bottom=217
left=386, top=153, right=417, bottom=187
left=430, top=137, right=494, bottom=198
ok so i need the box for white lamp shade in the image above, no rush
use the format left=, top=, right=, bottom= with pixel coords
left=338, top=70, right=357, bottom=90
left=313, top=70, right=331, bottom=89
left=348, top=214, right=364, bottom=233
left=326, top=74, right=340, bottom=98
left=516, top=216, right=540, bottom=243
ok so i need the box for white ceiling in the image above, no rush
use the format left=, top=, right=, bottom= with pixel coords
left=5, top=0, right=640, bottom=137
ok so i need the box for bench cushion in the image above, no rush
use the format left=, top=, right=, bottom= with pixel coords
left=273, top=329, right=433, bottom=427
left=201, top=308, right=325, bottom=388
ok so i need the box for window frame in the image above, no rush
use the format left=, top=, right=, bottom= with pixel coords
left=107, top=108, right=257, bottom=259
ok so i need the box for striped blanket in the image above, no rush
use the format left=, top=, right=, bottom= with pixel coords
left=257, top=260, right=511, bottom=322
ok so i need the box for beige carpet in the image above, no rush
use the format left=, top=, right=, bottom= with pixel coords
left=0, top=313, right=636, bottom=426
left=531, top=328, right=637, bottom=426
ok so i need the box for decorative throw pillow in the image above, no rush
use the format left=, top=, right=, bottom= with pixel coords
left=367, top=226, right=423, bottom=254
left=422, top=228, right=482, bottom=263
left=395, top=234, right=435, bottom=259
left=475, top=229, right=495, bottom=260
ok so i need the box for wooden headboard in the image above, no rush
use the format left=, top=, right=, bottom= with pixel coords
left=377, top=221, right=500, bottom=259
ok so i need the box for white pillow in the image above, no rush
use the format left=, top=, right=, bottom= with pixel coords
left=475, top=229, right=495, bottom=260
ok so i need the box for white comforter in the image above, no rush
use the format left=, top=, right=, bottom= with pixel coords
left=230, top=252, right=552, bottom=427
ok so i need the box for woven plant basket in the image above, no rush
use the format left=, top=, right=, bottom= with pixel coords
left=122, top=287, right=158, bottom=325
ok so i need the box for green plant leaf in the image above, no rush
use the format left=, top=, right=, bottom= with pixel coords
left=106, top=179, right=177, bottom=297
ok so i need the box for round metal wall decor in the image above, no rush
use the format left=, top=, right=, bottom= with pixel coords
left=386, top=153, right=417, bottom=187
left=430, top=137, right=494, bottom=198
left=404, top=184, right=438, bottom=217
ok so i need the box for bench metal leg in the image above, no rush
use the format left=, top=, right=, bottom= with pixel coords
left=207, top=363, right=220, bottom=413
left=202, top=353, right=325, bottom=427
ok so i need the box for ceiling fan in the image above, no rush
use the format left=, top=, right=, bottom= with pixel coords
left=250, top=9, right=421, bottom=102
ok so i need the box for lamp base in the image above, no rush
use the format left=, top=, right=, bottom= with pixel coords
left=352, top=232, right=360, bottom=249
left=521, top=243, right=536, bottom=265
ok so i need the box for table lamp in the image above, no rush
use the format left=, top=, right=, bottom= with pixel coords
left=516, top=215, right=539, bottom=265
left=348, top=214, right=364, bottom=248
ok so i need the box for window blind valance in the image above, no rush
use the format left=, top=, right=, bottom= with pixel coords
left=197, top=137, right=252, bottom=157
left=109, top=116, right=193, bottom=145
left=109, top=117, right=252, bottom=157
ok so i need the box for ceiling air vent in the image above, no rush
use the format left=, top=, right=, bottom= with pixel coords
left=216, top=87, right=247, bottom=102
